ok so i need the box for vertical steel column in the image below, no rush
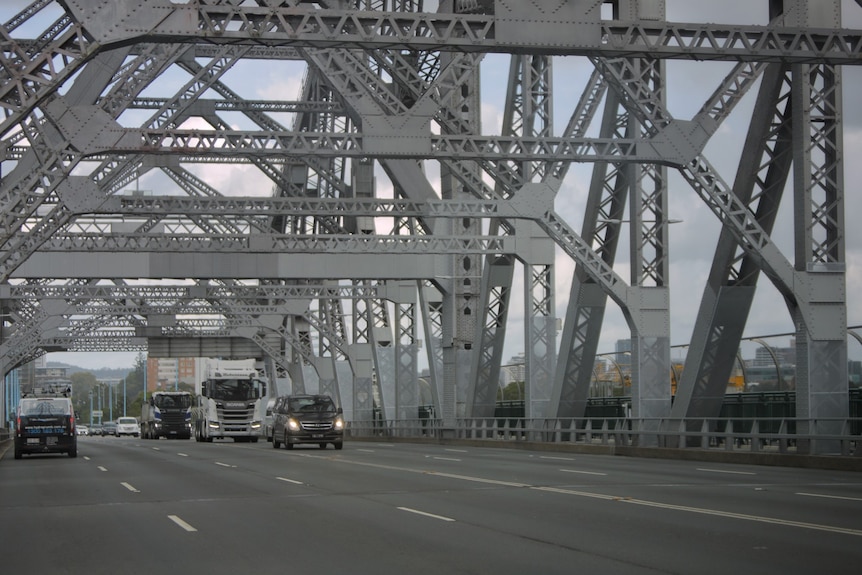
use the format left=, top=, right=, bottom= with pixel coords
left=790, top=56, right=849, bottom=452
left=524, top=258, right=556, bottom=419
left=350, top=282, right=376, bottom=424
left=395, top=297, right=420, bottom=421
left=623, top=55, right=672, bottom=436
left=419, top=281, right=444, bottom=415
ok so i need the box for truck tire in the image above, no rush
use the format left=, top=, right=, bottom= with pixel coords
left=272, top=435, right=281, bottom=448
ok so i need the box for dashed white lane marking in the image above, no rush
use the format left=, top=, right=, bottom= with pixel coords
left=215, top=461, right=235, bottom=468
left=540, top=456, right=575, bottom=461
left=277, top=477, right=304, bottom=485
left=97, top=466, right=107, bottom=472
left=121, top=482, right=139, bottom=493
left=398, top=507, right=456, bottom=522
left=177, top=453, right=188, bottom=457
left=168, top=515, right=197, bottom=532
left=433, top=457, right=462, bottom=462
left=444, top=449, right=468, bottom=453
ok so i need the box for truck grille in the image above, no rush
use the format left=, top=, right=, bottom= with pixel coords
left=217, top=406, right=254, bottom=431
left=161, top=412, right=185, bottom=425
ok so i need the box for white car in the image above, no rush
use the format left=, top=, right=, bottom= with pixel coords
left=115, top=417, right=140, bottom=437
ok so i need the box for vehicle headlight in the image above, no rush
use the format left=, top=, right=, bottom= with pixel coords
left=288, top=418, right=300, bottom=431
left=208, top=421, right=220, bottom=429
left=334, top=418, right=344, bottom=430
left=251, top=420, right=261, bottom=429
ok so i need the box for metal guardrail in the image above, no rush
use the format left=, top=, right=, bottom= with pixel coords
left=347, top=417, right=862, bottom=458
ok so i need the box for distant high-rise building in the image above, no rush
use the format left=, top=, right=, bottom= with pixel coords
left=614, top=339, right=632, bottom=365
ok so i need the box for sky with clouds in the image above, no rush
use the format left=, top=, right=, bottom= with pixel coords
left=4, top=1, right=859, bottom=370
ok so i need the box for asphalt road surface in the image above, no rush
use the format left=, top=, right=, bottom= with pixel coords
left=2, top=436, right=861, bottom=574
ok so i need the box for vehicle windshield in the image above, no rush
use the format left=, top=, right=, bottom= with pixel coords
left=154, top=394, right=192, bottom=409
left=20, top=399, right=72, bottom=416
left=118, top=418, right=137, bottom=425
left=209, top=378, right=265, bottom=401
left=289, top=396, right=336, bottom=413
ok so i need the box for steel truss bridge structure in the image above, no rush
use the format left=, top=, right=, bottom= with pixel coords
left=1, top=0, right=861, bottom=453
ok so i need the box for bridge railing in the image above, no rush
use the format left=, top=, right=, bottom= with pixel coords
left=346, top=417, right=862, bottom=457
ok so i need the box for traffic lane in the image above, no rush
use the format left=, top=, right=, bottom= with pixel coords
left=0, top=448, right=102, bottom=507
left=164, top=472, right=663, bottom=575
left=74, top=437, right=321, bottom=504
left=154, top=443, right=862, bottom=575
left=370, top=471, right=862, bottom=574
left=305, top=450, right=862, bottom=574
left=0, top=444, right=221, bottom=575
left=105, top=438, right=862, bottom=538
left=331, top=442, right=862, bottom=531
left=4, top=440, right=861, bottom=574
left=261, top=444, right=862, bottom=568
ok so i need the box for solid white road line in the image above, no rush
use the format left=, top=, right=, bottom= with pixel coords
left=559, top=469, right=607, bottom=476
left=696, top=467, right=756, bottom=476
left=797, top=492, right=862, bottom=503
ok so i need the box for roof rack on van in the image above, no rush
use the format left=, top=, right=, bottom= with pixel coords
left=22, top=384, right=73, bottom=398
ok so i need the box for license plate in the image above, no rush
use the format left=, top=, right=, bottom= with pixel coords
left=312, top=434, right=324, bottom=439
left=27, top=438, right=41, bottom=444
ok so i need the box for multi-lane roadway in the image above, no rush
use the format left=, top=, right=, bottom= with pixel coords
left=1, top=436, right=861, bottom=574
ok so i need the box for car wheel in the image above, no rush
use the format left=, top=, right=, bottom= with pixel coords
left=14, top=446, right=22, bottom=459
left=285, top=440, right=294, bottom=450
left=69, top=447, right=77, bottom=458
left=318, top=443, right=326, bottom=449
left=272, top=433, right=281, bottom=448
left=334, top=442, right=343, bottom=450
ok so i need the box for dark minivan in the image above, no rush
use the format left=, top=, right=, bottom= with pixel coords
left=14, top=397, right=77, bottom=459
left=271, top=394, right=344, bottom=450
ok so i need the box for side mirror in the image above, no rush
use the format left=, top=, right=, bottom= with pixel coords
left=337, top=407, right=343, bottom=415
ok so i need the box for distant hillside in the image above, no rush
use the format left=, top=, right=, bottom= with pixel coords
left=47, top=361, right=135, bottom=380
